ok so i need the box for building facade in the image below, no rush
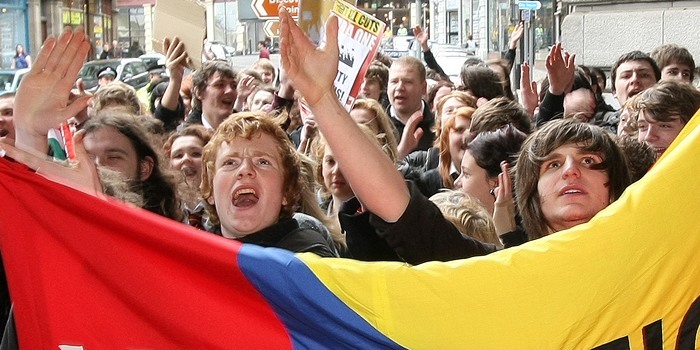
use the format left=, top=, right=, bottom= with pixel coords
left=1, top=0, right=116, bottom=68
left=0, top=0, right=29, bottom=68
left=561, top=0, right=700, bottom=68
left=429, top=0, right=556, bottom=61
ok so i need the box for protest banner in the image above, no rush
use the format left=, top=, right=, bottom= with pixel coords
left=1, top=111, right=700, bottom=348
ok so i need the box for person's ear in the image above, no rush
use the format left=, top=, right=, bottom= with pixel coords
left=488, top=177, right=499, bottom=189
left=194, top=86, right=203, bottom=100
left=139, top=156, right=155, bottom=181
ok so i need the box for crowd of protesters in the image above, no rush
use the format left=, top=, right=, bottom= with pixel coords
left=0, top=8, right=699, bottom=344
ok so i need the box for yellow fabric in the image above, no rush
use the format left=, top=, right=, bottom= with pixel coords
left=300, top=110, right=700, bottom=349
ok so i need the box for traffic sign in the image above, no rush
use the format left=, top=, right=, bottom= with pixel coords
left=264, top=20, right=281, bottom=37
left=251, top=0, right=299, bottom=19
left=518, top=1, right=541, bottom=10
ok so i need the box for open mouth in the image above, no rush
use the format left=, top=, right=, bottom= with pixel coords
left=563, top=189, right=582, bottom=195
left=233, top=188, right=259, bottom=208
left=560, top=186, right=585, bottom=196
left=182, top=167, right=197, bottom=177
left=628, top=89, right=643, bottom=98
left=392, top=94, right=408, bottom=103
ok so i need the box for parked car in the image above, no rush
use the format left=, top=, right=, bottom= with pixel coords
left=206, top=41, right=236, bottom=66
left=139, top=53, right=166, bottom=71
left=0, top=68, right=30, bottom=93
left=78, top=58, right=150, bottom=91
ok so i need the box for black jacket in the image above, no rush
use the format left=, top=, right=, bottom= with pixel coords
left=388, top=102, right=436, bottom=153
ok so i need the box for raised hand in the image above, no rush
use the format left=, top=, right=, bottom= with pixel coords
left=14, top=26, right=91, bottom=156
left=509, top=22, right=525, bottom=50
left=279, top=6, right=338, bottom=106
left=412, top=25, right=430, bottom=52
left=493, top=161, right=516, bottom=235
left=520, top=62, right=539, bottom=117
left=163, top=37, right=188, bottom=81
left=396, top=111, right=424, bottom=159
left=159, top=37, right=188, bottom=113
left=545, top=42, right=576, bottom=95
left=236, top=75, right=259, bottom=109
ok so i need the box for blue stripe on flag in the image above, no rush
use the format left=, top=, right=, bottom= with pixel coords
left=238, top=244, right=404, bottom=349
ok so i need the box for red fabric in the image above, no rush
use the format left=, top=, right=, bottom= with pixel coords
left=0, top=158, right=291, bottom=348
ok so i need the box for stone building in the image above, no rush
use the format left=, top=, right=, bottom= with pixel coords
left=561, top=0, right=700, bottom=68
left=1, top=0, right=115, bottom=68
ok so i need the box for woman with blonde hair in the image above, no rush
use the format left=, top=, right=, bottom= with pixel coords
left=349, top=98, right=399, bottom=163
left=437, top=106, right=475, bottom=190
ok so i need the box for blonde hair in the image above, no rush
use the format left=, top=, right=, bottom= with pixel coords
left=439, top=106, right=475, bottom=188
left=92, top=81, right=144, bottom=116
left=351, top=99, right=399, bottom=163
left=312, top=124, right=391, bottom=203
left=429, top=190, right=501, bottom=248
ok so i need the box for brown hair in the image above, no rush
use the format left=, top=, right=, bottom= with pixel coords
left=650, top=43, right=696, bottom=82
left=469, top=97, right=533, bottom=135
left=83, top=110, right=181, bottom=221
left=364, top=61, right=389, bottom=91
left=633, top=80, right=700, bottom=124
left=163, top=124, right=213, bottom=160
left=191, top=60, right=238, bottom=109
left=515, top=119, right=631, bottom=240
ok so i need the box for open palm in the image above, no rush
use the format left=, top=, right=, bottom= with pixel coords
left=14, top=26, right=91, bottom=153
left=279, top=7, right=339, bottom=106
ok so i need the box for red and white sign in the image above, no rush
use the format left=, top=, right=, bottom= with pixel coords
left=251, top=0, right=299, bottom=19
left=263, top=20, right=281, bottom=37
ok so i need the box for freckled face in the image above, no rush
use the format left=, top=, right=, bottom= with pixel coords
left=212, top=134, right=286, bottom=239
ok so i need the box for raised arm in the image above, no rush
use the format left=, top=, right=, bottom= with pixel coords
left=535, top=42, right=576, bottom=127
left=160, top=37, right=187, bottom=112
left=520, top=62, right=539, bottom=118
left=279, top=7, right=409, bottom=222
left=14, top=26, right=91, bottom=156
left=413, top=25, right=449, bottom=81
left=503, top=22, right=524, bottom=69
